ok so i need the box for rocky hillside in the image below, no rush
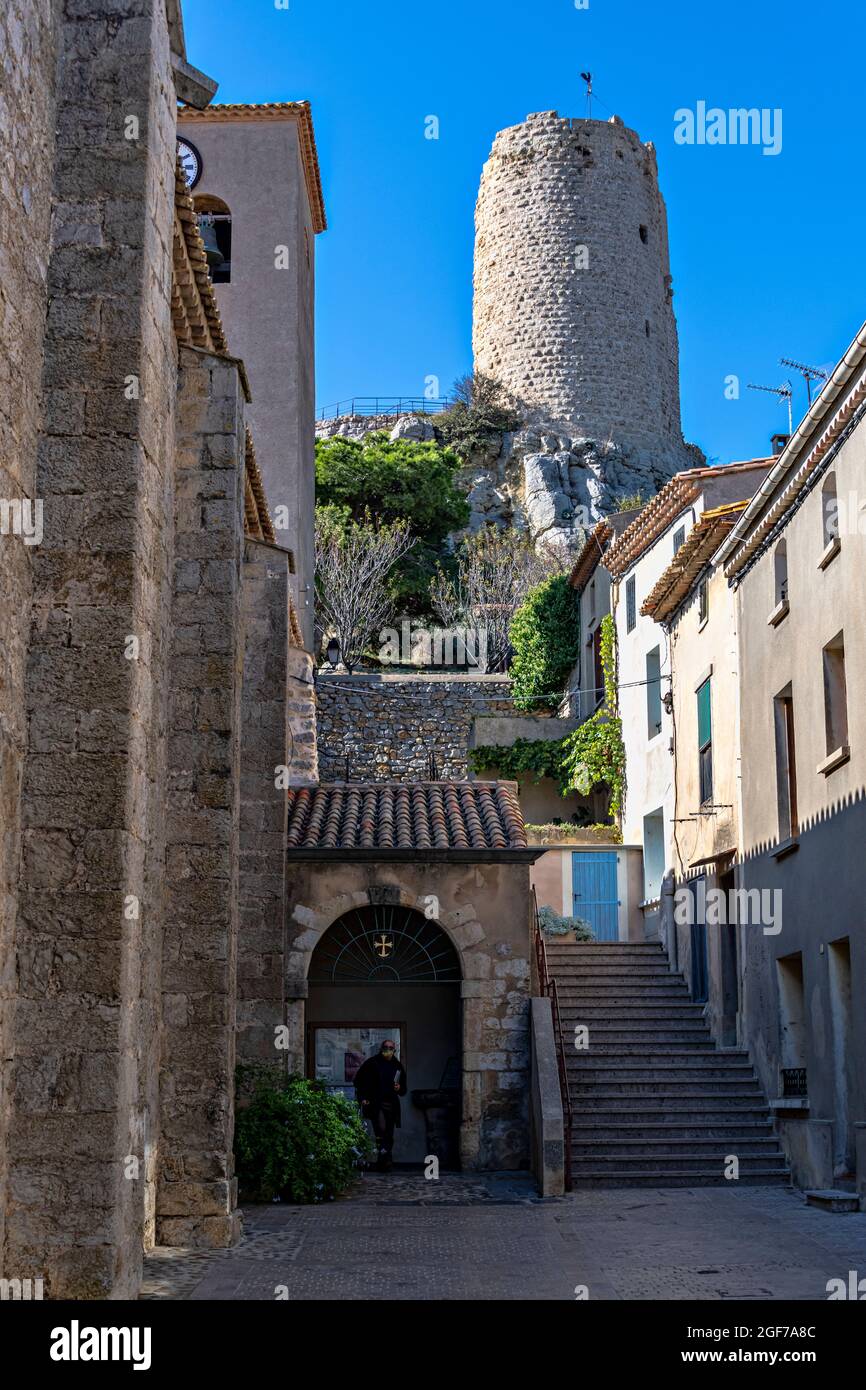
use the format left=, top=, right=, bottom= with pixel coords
left=316, top=412, right=703, bottom=556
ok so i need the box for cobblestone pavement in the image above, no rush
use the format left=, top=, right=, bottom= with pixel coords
left=141, top=1172, right=866, bottom=1301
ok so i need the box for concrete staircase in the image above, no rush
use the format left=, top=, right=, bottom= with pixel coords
left=547, top=940, right=790, bottom=1189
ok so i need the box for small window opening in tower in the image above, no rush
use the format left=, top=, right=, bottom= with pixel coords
left=645, top=319, right=651, bottom=338
left=194, top=195, right=232, bottom=285
left=639, top=225, right=648, bottom=243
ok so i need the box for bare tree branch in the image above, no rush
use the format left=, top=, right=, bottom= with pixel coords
left=315, top=514, right=415, bottom=672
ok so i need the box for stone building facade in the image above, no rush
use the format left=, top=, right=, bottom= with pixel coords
left=0, top=0, right=319, bottom=1298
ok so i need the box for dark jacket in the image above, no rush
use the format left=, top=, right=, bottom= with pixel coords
left=354, top=1054, right=408, bottom=1127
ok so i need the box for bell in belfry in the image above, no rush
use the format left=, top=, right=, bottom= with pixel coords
left=197, top=213, right=224, bottom=271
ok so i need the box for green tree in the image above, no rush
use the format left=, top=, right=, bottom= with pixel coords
left=509, top=575, right=580, bottom=712
left=315, top=432, right=469, bottom=612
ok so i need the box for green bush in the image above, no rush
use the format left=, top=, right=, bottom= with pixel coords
left=436, top=371, right=522, bottom=459
left=509, top=575, right=580, bottom=712
left=315, top=432, right=469, bottom=614
left=234, top=1067, right=374, bottom=1203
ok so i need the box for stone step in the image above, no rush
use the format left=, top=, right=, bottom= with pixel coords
left=571, top=1135, right=782, bottom=1157
left=566, top=1053, right=753, bottom=1069
left=569, top=1152, right=789, bottom=1174
left=569, top=1170, right=792, bottom=1189
left=567, top=1039, right=718, bottom=1052
left=804, top=1190, right=862, bottom=1213
left=573, top=1102, right=773, bottom=1120
left=558, top=1023, right=717, bottom=1034
left=572, top=1119, right=774, bottom=1136
left=569, top=1078, right=763, bottom=1096
left=555, top=990, right=694, bottom=1003
left=546, top=942, right=665, bottom=954
left=552, top=971, right=683, bottom=984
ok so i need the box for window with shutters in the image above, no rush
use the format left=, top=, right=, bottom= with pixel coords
left=626, top=575, right=636, bottom=632
left=697, top=677, right=713, bottom=804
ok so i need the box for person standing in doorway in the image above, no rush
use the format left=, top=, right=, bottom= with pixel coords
left=354, top=1040, right=407, bottom=1171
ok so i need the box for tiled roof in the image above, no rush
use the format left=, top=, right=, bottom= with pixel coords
left=603, top=461, right=771, bottom=581
left=172, top=156, right=228, bottom=354
left=243, top=429, right=275, bottom=543
left=178, top=101, right=327, bottom=234
left=568, top=509, right=641, bottom=594
left=285, top=782, right=528, bottom=853
left=640, top=502, right=748, bottom=623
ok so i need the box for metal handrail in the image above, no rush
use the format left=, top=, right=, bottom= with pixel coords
left=531, top=888, right=573, bottom=1191
left=316, top=396, right=451, bottom=420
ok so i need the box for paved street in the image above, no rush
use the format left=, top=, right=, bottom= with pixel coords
left=141, top=1174, right=866, bottom=1300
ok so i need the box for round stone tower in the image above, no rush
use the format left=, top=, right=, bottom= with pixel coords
left=473, top=111, right=695, bottom=473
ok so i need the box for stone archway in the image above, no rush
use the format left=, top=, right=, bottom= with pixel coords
left=305, top=903, right=463, bottom=1165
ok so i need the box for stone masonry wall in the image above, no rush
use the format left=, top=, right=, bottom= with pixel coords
left=315, top=674, right=514, bottom=782
left=157, top=346, right=245, bottom=1250
left=473, top=112, right=694, bottom=472
left=3, top=0, right=177, bottom=1299
left=0, top=0, right=58, bottom=1279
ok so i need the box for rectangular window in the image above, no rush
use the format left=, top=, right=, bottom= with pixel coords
left=592, top=627, right=604, bottom=708
left=626, top=575, right=636, bottom=632
left=646, top=647, right=662, bottom=738
left=698, top=579, right=709, bottom=625
left=697, top=677, right=713, bottom=803
left=774, top=687, right=798, bottom=839
left=673, top=525, right=686, bottom=553
left=822, top=632, right=849, bottom=754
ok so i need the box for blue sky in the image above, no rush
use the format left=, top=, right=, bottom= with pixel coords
left=183, top=0, right=865, bottom=464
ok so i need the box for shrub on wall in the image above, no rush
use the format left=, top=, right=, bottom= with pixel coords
left=234, top=1067, right=374, bottom=1203
left=509, top=574, right=580, bottom=712
left=559, top=614, right=626, bottom=823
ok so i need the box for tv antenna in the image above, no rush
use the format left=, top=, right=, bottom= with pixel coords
left=779, top=357, right=830, bottom=405
left=747, top=379, right=793, bottom=434
left=580, top=71, right=593, bottom=118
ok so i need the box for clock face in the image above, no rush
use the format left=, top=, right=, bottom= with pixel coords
left=177, top=137, right=202, bottom=189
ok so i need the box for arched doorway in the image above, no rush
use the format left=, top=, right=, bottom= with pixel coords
left=306, top=905, right=462, bottom=1165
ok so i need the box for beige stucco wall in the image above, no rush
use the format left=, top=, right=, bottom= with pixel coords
left=735, top=406, right=866, bottom=1187
left=282, top=862, right=534, bottom=1170
left=177, top=113, right=318, bottom=647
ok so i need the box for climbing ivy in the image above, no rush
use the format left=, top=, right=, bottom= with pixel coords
left=469, top=737, right=569, bottom=791
left=508, top=574, right=580, bottom=712
left=559, top=614, right=626, bottom=823
left=470, top=616, right=626, bottom=826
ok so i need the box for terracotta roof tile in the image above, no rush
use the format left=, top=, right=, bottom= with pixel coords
left=285, top=782, right=527, bottom=852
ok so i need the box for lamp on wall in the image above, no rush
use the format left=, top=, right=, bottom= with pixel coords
left=326, top=637, right=340, bottom=669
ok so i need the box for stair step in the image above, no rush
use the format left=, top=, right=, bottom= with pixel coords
left=573, top=1105, right=773, bottom=1122
left=571, top=1137, right=782, bottom=1157
left=572, top=1112, right=778, bottom=1134
left=569, top=1152, right=788, bottom=1173
left=569, top=1171, right=792, bottom=1189
left=804, top=1189, right=862, bottom=1213
left=566, top=1054, right=753, bottom=1068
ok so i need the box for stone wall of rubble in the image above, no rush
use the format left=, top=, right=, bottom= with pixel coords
left=316, top=673, right=514, bottom=782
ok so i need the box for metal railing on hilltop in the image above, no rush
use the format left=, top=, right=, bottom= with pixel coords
left=532, top=887, right=573, bottom=1192
left=317, top=396, right=451, bottom=420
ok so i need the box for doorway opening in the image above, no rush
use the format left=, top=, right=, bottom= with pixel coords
left=306, top=905, right=462, bottom=1166
left=828, top=938, right=855, bottom=1181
